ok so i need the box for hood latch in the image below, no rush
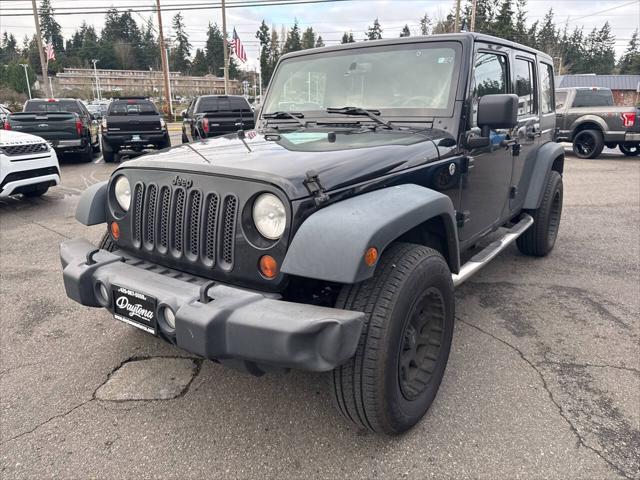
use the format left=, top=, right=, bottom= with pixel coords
left=303, top=170, right=330, bottom=206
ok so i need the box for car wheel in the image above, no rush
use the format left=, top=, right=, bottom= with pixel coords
left=619, top=143, right=639, bottom=156
left=330, top=243, right=455, bottom=434
left=81, top=142, right=93, bottom=162
left=572, top=129, right=604, bottom=159
left=516, top=170, right=563, bottom=257
left=102, top=139, right=116, bottom=163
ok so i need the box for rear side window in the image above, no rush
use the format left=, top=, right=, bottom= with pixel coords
left=514, top=58, right=536, bottom=116
left=540, top=63, right=555, bottom=113
left=572, top=90, right=614, bottom=108
left=24, top=100, right=82, bottom=114
left=109, top=100, right=158, bottom=116
left=471, top=51, right=508, bottom=126
left=197, top=96, right=251, bottom=113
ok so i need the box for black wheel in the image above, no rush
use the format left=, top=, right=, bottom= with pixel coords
left=23, top=185, right=49, bottom=197
left=182, top=131, right=189, bottom=144
left=159, top=135, right=171, bottom=149
left=330, top=243, right=455, bottom=434
left=517, top=170, right=563, bottom=257
left=101, top=139, right=116, bottom=163
left=619, top=143, right=639, bottom=156
left=92, top=139, right=101, bottom=153
left=80, top=142, right=93, bottom=162
left=98, top=231, right=117, bottom=251
left=572, top=129, right=604, bottom=159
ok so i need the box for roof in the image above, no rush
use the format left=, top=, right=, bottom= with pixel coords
left=555, top=75, right=640, bottom=91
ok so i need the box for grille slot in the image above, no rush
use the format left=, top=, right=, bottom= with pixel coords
left=221, top=195, right=238, bottom=268
left=204, top=194, right=219, bottom=265
left=172, top=188, right=186, bottom=254
left=132, top=183, right=144, bottom=246
left=143, top=184, right=157, bottom=249
left=158, top=186, right=171, bottom=251
left=188, top=190, right=202, bottom=259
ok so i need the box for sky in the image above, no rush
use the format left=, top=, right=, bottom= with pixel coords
left=1, top=0, right=639, bottom=72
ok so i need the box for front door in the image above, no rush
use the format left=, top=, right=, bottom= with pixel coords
left=459, top=46, right=514, bottom=243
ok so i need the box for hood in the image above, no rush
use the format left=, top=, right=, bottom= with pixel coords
left=0, top=129, right=48, bottom=146
left=121, top=129, right=446, bottom=199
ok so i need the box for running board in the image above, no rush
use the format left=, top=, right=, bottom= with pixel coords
left=452, top=214, right=534, bottom=288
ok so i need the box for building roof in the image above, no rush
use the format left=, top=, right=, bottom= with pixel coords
left=555, top=74, right=640, bottom=91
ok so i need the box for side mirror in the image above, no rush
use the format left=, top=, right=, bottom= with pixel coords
left=477, top=94, right=518, bottom=133
left=181, top=109, right=188, bottom=119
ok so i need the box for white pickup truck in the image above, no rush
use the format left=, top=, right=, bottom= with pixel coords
left=0, top=130, right=61, bottom=198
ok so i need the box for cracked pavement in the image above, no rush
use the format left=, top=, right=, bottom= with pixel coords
left=0, top=145, right=638, bottom=479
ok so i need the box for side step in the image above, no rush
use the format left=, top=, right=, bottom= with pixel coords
left=452, top=214, right=534, bottom=288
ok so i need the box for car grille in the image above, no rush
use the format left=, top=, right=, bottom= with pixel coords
left=1, top=142, right=49, bottom=157
left=131, top=181, right=239, bottom=270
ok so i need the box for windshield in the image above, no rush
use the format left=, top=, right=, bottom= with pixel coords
left=25, top=100, right=81, bottom=114
left=263, top=42, right=461, bottom=117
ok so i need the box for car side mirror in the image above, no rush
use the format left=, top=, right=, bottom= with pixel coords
left=477, top=94, right=518, bottom=133
left=181, top=109, right=188, bottom=118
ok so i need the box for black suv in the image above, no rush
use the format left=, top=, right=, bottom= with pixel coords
left=61, top=33, right=563, bottom=434
left=181, top=95, right=255, bottom=142
left=100, top=97, right=170, bottom=163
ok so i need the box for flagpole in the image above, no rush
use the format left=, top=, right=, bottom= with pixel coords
left=31, top=0, right=52, bottom=97
left=221, top=0, right=229, bottom=95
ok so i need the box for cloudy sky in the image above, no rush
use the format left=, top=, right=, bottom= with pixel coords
left=1, top=0, right=638, bottom=72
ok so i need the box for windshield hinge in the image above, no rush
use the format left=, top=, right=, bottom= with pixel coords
left=303, top=170, right=330, bottom=206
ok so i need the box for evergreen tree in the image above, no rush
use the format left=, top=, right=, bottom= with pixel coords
left=365, top=18, right=383, bottom=40
left=514, top=0, right=528, bottom=45
left=419, top=13, right=431, bottom=35
left=583, top=22, right=616, bottom=74
left=256, top=21, right=271, bottom=87
left=473, top=0, right=497, bottom=35
left=0, top=33, right=19, bottom=64
left=191, top=48, right=207, bottom=76
left=204, top=23, right=225, bottom=76
left=315, top=36, right=325, bottom=48
left=400, top=25, right=411, bottom=37
left=341, top=32, right=355, bottom=44
left=494, top=0, right=515, bottom=41
left=283, top=21, right=302, bottom=53
left=301, top=27, right=316, bottom=49
left=170, top=13, right=191, bottom=72
left=536, top=9, right=558, bottom=56
left=268, top=28, right=280, bottom=85
left=619, top=29, right=640, bottom=74
left=140, top=17, right=159, bottom=70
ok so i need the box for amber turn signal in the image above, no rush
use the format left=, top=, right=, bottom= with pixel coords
left=110, top=221, right=120, bottom=240
left=364, top=247, right=378, bottom=267
left=259, top=255, right=278, bottom=279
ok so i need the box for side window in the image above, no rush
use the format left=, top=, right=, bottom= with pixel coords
left=514, top=58, right=536, bottom=116
left=539, top=63, right=555, bottom=114
left=187, top=99, right=195, bottom=115
left=471, top=51, right=508, bottom=126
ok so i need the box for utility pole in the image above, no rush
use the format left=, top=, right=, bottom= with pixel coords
left=165, top=47, right=174, bottom=118
left=19, top=64, right=32, bottom=99
left=454, top=0, right=462, bottom=33
left=31, top=0, right=51, bottom=97
left=156, top=0, right=172, bottom=115
left=470, top=0, right=477, bottom=32
left=92, top=59, right=101, bottom=101
left=221, top=0, right=229, bottom=94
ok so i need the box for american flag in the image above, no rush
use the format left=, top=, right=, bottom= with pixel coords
left=232, top=28, right=247, bottom=63
left=45, top=38, right=55, bottom=61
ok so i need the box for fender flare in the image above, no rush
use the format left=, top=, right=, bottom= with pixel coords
left=75, top=181, right=107, bottom=225
left=281, top=184, right=460, bottom=284
left=570, top=115, right=607, bottom=139
left=523, top=142, right=564, bottom=210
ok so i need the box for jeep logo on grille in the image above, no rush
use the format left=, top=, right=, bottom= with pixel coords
left=172, top=176, right=193, bottom=189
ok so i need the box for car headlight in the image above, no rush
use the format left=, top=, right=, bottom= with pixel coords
left=252, top=193, right=286, bottom=240
left=114, top=176, right=131, bottom=211
left=160, top=118, right=166, bottom=129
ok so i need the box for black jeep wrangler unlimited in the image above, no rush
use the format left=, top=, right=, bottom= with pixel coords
left=61, top=33, right=563, bottom=434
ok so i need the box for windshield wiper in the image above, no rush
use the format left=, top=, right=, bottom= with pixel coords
left=262, top=111, right=307, bottom=127
left=326, top=106, right=394, bottom=129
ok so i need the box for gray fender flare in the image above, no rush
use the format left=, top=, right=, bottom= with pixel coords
left=75, top=181, right=107, bottom=225
left=523, top=142, right=564, bottom=210
left=281, top=184, right=460, bottom=284
left=570, top=115, right=607, bottom=139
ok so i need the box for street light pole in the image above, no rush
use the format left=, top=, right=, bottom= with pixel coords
left=91, top=59, right=101, bottom=101
left=19, top=63, right=32, bottom=99
left=221, top=0, right=229, bottom=94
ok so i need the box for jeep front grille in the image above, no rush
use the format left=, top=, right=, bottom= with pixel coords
left=131, top=182, right=238, bottom=270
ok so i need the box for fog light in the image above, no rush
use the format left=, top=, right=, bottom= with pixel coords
left=110, top=221, right=120, bottom=240
left=96, top=282, right=110, bottom=305
left=259, top=255, right=278, bottom=279
left=163, top=306, right=176, bottom=329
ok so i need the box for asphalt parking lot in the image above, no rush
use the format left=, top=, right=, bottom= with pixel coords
left=1, top=134, right=638, bottom=479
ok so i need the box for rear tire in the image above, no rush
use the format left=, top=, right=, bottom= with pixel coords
left=80, top=142, right=93, bottom=162
left=516, top=170, right=563, bottom=257
left=330, top=243, right=455, bottom=434
left=572, top=129, right=604, bottom=159
left=619, top=143, right=639, bottom=156
left=102, top=139, right=116, bottom=163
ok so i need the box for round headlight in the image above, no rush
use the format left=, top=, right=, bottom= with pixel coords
left=252, top=193, right=286, bottom=240
left=114, top=176, right=131, bottom=211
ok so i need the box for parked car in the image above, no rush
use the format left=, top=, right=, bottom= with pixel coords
left=100, top=97, right=170, bottom=163
left=4, top=98, right=100, bottom=161
left=60, top=33, right=564, bottom=434
left=181, top=95, right=255, bottom=142
left=0, top=129, right=60, bottom=197
left=87, top=103, right=108, bottom=120
left=555, top=87, right=640, bottom=158
left=0, top=104, right=12, bottom=129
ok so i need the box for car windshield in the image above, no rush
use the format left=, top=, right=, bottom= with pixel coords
left=25, top=100, right=81, bottom=114
left=263, top=42, right=460, bottom=117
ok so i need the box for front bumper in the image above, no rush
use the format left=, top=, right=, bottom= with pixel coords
left=60, top=238, right=363, bottom=372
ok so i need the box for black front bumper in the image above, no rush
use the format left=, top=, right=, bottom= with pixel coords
left=60, top=238, right=363, bottom=372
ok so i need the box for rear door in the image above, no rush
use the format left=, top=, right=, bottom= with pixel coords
left=459, top=45, right=514, bottom=243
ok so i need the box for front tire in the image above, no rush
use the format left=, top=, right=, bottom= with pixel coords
left=516, top=170, right=563, bottom=257
left=572, top=129, right=604, bottom=159
left=619, top=143, right=639, bottom=156
left=330, top=243, right=455, bottom=434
